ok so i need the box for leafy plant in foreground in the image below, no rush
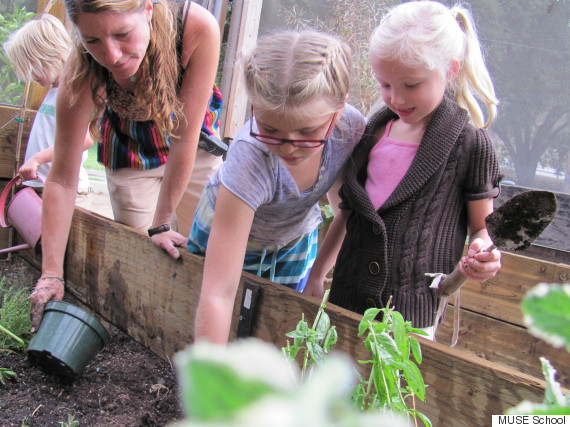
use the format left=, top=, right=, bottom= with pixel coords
left=173, top=338, right=411, bottom=426
left=0, top=276, right=32, bottom=351
left=354, top=306, right=430, bottom=426
left=507, top=283, right=570, bottom=415
left=282, top=294, right=431, bottom=427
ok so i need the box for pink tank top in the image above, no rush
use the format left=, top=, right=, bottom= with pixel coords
left=365, top=120, right=420, bottom=210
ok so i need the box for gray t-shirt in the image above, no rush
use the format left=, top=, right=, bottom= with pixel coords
left=201, top=104, right=366, bottom=245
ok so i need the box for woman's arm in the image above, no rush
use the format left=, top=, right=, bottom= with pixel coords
left=194, top=185, right=255, bottom=344
left=303, top=178, right=348, bottom=298
left=30, top=68, right=95, bottom=332
left=458, top=198, right=502, bottom=282
left=150, top=3, right=221, bottom=258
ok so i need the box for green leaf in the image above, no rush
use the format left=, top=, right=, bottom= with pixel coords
left=408, top=326, right=429, bottom=336
left=521, top=283, right=570, bottom=351
left=392, top=311, right=409, bottom=357
left=323, top=326, right=338, bottom=352
left=401, top=359, right=426, bottom=401
left=359, top=308, right=381, bottom=336
left=285, top=330, right=307, bottom=339
left=315, top=311, right=331, bottom=338
left=410, top=337, right=423, bottom=364
left=306, top=340, right=324, bottom=364
left=413, top=409, right=433, bottom=427
left=180, top=360, right=275, bottom=421
left=375, top=332, right=402, bottom=360
left=540, top=357, right=566, bottom=407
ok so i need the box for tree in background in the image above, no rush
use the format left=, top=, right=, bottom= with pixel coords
left=262, top=0, right=570, bottom=190
left=0, top=2, right=35, bottom=106
left=468, top=0, right=570, bottom=188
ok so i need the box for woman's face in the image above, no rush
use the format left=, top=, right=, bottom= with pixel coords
left=75, top=3, right=153, bottom=81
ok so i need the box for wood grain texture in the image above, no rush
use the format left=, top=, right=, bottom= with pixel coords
left=0, top=107, right=35, bottom=179
left=18, top=208, right=555, bottom=426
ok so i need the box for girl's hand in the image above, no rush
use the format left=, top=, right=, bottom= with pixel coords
left=458, top=238, right=502, bottom=283
left=18, top=159, right=40, bottom=182
left=303, top=278, right=325, bottom=298
left=150, top=229, right=188, bottom=259
left=30, top=277, right=65, bottom=333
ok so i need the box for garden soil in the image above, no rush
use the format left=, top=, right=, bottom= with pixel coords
left=0, top=255, right=183, bottom=426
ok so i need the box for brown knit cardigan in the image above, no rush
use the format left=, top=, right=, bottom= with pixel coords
left=329, top=97, right=503, bottom=328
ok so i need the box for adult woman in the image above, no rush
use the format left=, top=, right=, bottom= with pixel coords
left=30, top=0, right=220, bottom=332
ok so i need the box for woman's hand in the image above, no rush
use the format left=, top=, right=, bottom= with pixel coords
left=458, top=238, right=502, bottom=283
left=18, top=159, right=40, bottom=182
left=150, top=229, right=188, bottom=259
left=30, top=277, right=65, bottom=333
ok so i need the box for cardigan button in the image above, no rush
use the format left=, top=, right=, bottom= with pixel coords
left=368, top=261, right=380, bottom=275
left=366, top=298, right=377, bottom=308
left=372, top=224, right=381, bottom=235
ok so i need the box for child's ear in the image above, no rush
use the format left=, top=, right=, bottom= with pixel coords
left=145, top=0, right=154, bottom=23
left=448, top=59, right=461, bottom=79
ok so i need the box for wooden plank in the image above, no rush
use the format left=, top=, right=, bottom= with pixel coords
left=415, top=343, right=548, bottom=426
left=240, top=276, right=551, bottom=426
left=23, top=208, right=550, bottom=427
left=0, top=107, right=36, bottom=179
left=436, top=306, right=570, bottom=389
left=218, top=0, right=263, bottom=140
left=459, top=252, right=570, bottom=327
left=0, top=180, right=12, bottom=257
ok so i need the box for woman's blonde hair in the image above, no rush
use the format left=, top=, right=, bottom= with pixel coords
left=242, top=30, right=352, bottom=116
left=4, top=13, right=72, bottom=85
left=64, top=0, right=182, bottom=137
left=370, top=1, right=498, bottom=128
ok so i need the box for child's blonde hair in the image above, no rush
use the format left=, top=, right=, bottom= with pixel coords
left=370, top=1, right=498, bottom=128
left=4, top=13, right=72, bottom=85
left=242, top=30, right=352, bottom=116
left=64, top=0, right=181, bottom=138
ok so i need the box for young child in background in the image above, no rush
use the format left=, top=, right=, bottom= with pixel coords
left=304, top=1, right=503, bottom=338
left=189, top=30, right=366, bottom=344
left=4, top=13, right=92, bottom=194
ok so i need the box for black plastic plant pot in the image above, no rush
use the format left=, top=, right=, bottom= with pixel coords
left=27, top=301, right=110, bottom=379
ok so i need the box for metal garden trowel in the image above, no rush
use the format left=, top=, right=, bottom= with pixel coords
left=431, top=190, right=557, bottom=345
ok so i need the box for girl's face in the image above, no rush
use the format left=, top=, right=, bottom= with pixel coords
left=252, top=99, right=338, bottom=167
left=372, top=57, right=449, bottom=128
left=75, top=2, right=153, bottom=81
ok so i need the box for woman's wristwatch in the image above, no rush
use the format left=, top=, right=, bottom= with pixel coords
left=148, top=224, right=171, bottom=237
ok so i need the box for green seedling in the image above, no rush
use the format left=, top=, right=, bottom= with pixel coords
left=60, top=414, right=80, bottom=427
left=283, top=294, right=431, bottom=427
left=354, top=306, right=431, bottom=426
left=282, top=289, right=338, bottom=381
left=0, top=367, right=17, bottom=385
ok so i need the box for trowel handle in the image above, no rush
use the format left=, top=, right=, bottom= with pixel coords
left=436, top=268, right=466, bottom=297
left=437, top=243, right=497, bottom=296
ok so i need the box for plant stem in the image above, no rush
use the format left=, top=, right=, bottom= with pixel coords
left=311, top=289, right=330, bottom=330
left=0, top=323, right=25, bottom=347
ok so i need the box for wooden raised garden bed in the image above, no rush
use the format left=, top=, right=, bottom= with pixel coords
left=15, top=207, right=570, bottom=427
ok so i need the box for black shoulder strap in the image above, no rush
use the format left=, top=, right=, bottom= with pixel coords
left=176, top=0, right=191, bottom=90
left=176, top=0, right=190, bottom=61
